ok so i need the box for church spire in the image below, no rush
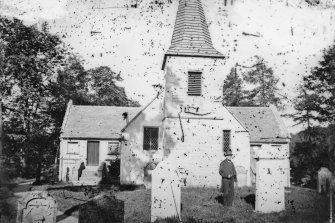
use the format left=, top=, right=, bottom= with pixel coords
left=162, top=0, right=224, bottom=69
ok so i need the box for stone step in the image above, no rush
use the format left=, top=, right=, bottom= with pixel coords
left=81, top=171, right=99, bottom=178
left=79, top=176, right=101, bottom=182
left=72, top=180, right=99, bottom=186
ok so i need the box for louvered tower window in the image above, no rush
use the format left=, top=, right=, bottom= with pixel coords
left=143, top=127, right=159, bottom=150
left=187, top=72, right=202, bottom=96
left=223, top=130, right=231, bottom=153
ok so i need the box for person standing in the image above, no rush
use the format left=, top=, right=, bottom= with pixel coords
left=219, top=150, right=237, bottom=206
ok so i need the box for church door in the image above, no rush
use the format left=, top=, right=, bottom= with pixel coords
left=87, top=141, right=99, bottom=166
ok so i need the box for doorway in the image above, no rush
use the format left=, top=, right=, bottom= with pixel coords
left=87, top=141, right=99, bottom=166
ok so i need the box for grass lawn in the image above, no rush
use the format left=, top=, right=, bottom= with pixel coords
left=115, top=186, right=331, bottom=223
left=1, top=184, right=333, bottom=223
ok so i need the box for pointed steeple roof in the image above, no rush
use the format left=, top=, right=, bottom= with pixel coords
left=162, top=0, right=224, bottom=69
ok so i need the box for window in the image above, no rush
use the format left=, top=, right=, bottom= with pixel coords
left=223, top=130, right=231, bottom=153
left=67, top=142, right=79, bottom=154
left=187, top=71, right=202, bottom=96
left=108, top=142, right=120, bottom=155
left=143, top=127, right=159, bottom=150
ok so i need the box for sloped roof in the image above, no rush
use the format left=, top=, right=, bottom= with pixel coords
left=61, top=105, right=141, bottom=139
left=162, top=0, right=224, bottom=69
left=226, top=106, right=290, bottom=143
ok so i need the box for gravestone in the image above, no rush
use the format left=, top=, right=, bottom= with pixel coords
left=16, top=191, right=57, bottom=223
left=79, top=194, right=124, bottom=223
left=318, top=167, right=332, bottom=193
left=254, top=144, right=287, bottom=213
left=236, top=165, right=247, bottom=187
left=151, top=160, right=181, bottom=222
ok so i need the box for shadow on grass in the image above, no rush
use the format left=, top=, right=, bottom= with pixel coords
left=242, top=194, right=255, bottom=209
left=56, top=204, right=80, bottom=222
left=152, top=216, right=235, bottom=223
left=119, top=184, right=145, bottom=191
left=214, top=194, right=224, bottom=205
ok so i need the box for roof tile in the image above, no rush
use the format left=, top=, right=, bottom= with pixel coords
left=61, top=105, right=141, bottom=139
left=165, top=0, right=224, bottom=58
left=227, top=106, right=290, bottom=142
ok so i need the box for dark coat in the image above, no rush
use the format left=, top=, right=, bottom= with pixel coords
left=219, top=159, right=237, bottom=202
left=219, top=159, right=237, bottom=181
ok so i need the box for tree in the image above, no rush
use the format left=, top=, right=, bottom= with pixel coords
left=304, top=46, right=335, bottom=123
left=86, top=66, right=140, bottom=107
left=1, top=16, right=139, bottom=183
left=0, top=17, right=66, bottom=182
left=222, top=67, right=247, bottom=106
left=290, top=126, right=331, bottom=188
left=0, top=41, right=5, bottom=162
left=48, top=55, right=91, bottom=131
left=287, top=86, right=322, bottom=141
left=242, top=57, right=283, bottom=107
left=303, top=45, right=335, bottom=175
left=48, top=58, right=140, bottom=132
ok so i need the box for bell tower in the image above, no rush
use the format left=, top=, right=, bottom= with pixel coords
left=162, top=0, right=225, bottom=117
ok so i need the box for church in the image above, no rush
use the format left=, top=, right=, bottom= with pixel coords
left=58, top=0, right=291, bottom=188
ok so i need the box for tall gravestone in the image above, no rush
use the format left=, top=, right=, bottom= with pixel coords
left=254, top=144, right=287, bottom=213
left=16, top=191, right=57, bottom=223
left=318, top=167, right=332, bottom=194
left=151, top=160, right=181, bottom=222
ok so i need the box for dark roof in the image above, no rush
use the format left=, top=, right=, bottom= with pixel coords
left=61, top=105, right=141, bottom=139
left=162, top=0, right=224, bottom=69
left=227, top=106, right=290, bottom=143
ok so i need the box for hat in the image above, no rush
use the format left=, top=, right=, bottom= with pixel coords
left=225, top=150, right=233, bottom=156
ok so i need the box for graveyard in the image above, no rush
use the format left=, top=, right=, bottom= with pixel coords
left=1, top=0, right=335, bottom=222
left=0, top=181, right=332, bottom=223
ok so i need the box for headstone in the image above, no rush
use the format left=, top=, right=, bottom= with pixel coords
left=254, top=144, right=287, bottom=213
left=79, top=195, right=124, bottom=223
left=236, top=165, right=247, bottom=187
left=16, top=191, right=57, bottom=223
left=151, top=160, right=181, bottom=222
left=318, top=167, right=332, bottom=193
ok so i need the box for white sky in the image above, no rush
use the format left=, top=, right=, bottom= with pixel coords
left=1, top=0, right=335, bottom=133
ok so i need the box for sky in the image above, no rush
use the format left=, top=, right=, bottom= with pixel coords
left=1, top=0, right=335, bottom=133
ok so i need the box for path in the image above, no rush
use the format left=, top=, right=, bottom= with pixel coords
left=56, top=211, right=78, bottom=223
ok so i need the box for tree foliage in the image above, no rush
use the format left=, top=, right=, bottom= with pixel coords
left=222, top=67, right=247, bottom=106
left=0, top=17, right=66, bottom=180
left=303, top=46, right=335, bottom=123
left=242, top=57, right=283, bottom=107
left=222, top=57, right=283, bottom=107
left=0, top=16, right=139, bottom=183
left=86, top=66, right=139, bottom=107
left=286, top=86, right=323, bottom=141
left=290, top=126, right=333, bottom=188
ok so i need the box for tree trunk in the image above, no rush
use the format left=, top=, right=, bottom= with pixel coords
left=35, top=162, right=42, bottom=184
left=0, top=92, right=3, bottom=160
left=306, top=109, right=311, bottom=142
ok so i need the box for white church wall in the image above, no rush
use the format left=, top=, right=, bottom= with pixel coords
left=120, top=96, right=165, bottom=185
left=163, top=117, right=250, bottom=188
left=164, top=56, right=231, bottom=117
left=162, top=55, right=251, bottom=187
